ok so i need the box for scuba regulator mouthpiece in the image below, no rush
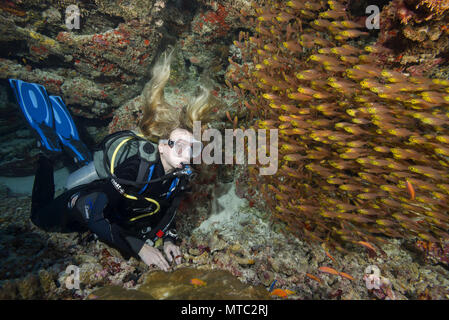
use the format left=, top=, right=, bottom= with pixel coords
left=177, top=163, right=192, bottom=175
left=175, top=163, right=196, bottom=180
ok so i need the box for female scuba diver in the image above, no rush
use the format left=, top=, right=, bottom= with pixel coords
left=9, top=50, right=215, bottom=271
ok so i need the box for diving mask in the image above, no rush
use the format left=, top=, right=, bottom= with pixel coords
left=162, top=137, right=203, bottom=159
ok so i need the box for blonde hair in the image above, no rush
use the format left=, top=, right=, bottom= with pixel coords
left=139, top=49, right=216, bottom=142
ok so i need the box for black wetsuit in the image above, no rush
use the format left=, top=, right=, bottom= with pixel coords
left=31, top=153, right=188, bottom=259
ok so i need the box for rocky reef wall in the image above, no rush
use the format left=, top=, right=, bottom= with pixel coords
left=0, top=0, right=249, bottom=174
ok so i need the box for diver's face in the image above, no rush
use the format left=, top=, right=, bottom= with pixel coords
left=159, top=128, right=197, bottom=171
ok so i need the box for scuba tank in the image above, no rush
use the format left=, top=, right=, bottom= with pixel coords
left=64, top=129, right=196, bottom=216
left=64, top=129, right=158, bottom=190
left=65, top=161, right=100, bottom=190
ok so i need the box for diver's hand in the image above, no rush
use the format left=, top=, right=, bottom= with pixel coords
left=163, top=240, right=182, bottom=265
left=138, top=244, right=170, bottom=271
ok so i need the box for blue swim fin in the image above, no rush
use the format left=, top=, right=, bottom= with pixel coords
left=9, top=79, right=62, bottom=153
left=48, top=95, right=92, bottom=165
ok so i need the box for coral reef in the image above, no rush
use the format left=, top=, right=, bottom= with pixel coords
left=117, top=267, right=270, bottom=300
left=0, top=0, right=251, bottom=171
left=0, top=0, right=170, bottom=116
left=415, top=239, right=449, bottom=265
left=0, top=0, right=176, bottom=172
left=417, top=0, right=449, bottom=16
left=376, top=0, right=449, bottom=76
left=1, top=177, right=449, bottom=300
left=2, top=0, right=449, bottom=301
left=227, top=0, right=449, bottom=252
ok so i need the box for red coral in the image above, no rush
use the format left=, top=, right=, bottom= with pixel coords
left=56, top=32, right=70, bottom=42
left=30, top=45, right=48, bottom=55
left=197, top=4, right=230, bottom=38
left=99, top=248, right=122, bottom=274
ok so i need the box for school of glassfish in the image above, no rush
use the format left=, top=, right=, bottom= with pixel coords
left=226, top=0, right=449, bottom=253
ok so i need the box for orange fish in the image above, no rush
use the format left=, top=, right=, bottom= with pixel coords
left=270, top=288, right=295, bottom=298
left=339, top=272, right=354, bottom=281
left=190, top=278, right=207, bottom=287
left=306, top=273, right=322, bottom=283
left=325, top=251, right=337, bottom=264
left=318, top=266, right=339, bottom=276
left=358, top=241, right=377, bottom=253
left=321, top=243, right=338, bottom=264
left=406, top=180, right=415, bottom=200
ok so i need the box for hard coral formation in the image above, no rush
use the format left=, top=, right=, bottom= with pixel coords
left=415, top=239, right=449, bottom=265
left=418, top=0, right=449, bottom=15
left=179, top=0, right=260, bottom=81
left=227, top=0, right=449, bottom=251
left=1, top=179, right=449, bottom=300
left=377, top=0, right=449, bottom=75
left=0, top=0, right=168, bottom=119
left=0, top=0, right=181, bottom=170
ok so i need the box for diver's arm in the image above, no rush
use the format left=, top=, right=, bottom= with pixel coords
left=123, top=235, right=145, bottom=254
left=89, top=219, right=138, bottom=257
left=75, top=191, right=144, bottom=257
left=87, top=212, right=170, bottom=270
left=91, top=219, right=170, bottom=271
